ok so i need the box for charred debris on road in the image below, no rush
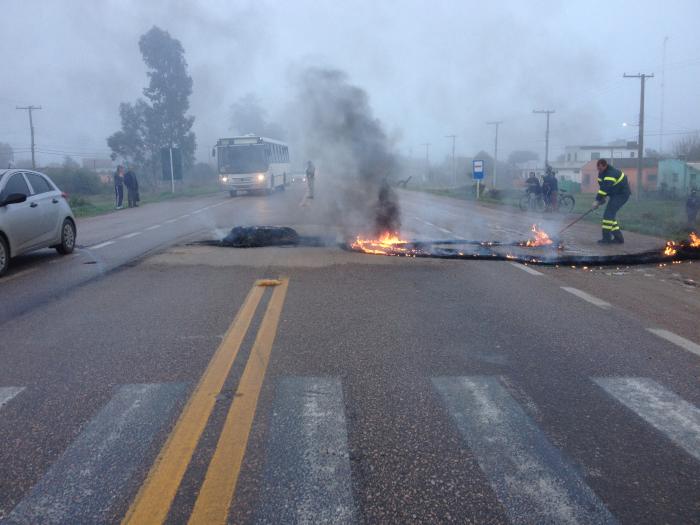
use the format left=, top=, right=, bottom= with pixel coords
left=198, top=226, right=700, bottom=267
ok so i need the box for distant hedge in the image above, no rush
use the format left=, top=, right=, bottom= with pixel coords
left=43, top=167, right=108, bottom=195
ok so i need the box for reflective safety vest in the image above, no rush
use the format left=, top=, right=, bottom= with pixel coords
left=596, top=166, right=630, bottom=202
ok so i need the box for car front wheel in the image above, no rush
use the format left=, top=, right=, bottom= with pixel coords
left=56, top=219, right=76, bottom=255
left=0, top=236, right=9, bottom=277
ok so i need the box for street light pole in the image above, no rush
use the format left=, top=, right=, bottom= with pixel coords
left=420, top=143, right=431, bottom=183
left=445, top=135, right=456, bottom=187
left=533, top=110, right=555, bottom=169
left=486, top=121, right=503, bottom=189
left=624, top=73, right=654, bottom=201
left=16, top=105, right=42, bottom=169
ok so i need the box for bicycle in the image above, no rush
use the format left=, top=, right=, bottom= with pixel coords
left=518, top=191, right=546, bottom=212
left=557, top=189, right=576, bottom=213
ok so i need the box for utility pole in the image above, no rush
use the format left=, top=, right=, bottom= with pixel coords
left=533, top=110, right=555, bottom=169
left=486, top=121, right=503, bottom=189
left=660, top=36, right=668, bottom=153
left=16, top=105, right=42, bottom=169
left=624, top=73, right=654, bottom=201
left=445, top=135, right=456, bottom=187
left=420, top=142, right=431, bottom=183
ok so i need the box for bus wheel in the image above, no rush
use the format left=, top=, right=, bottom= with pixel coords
left=229, top=190, right=237, bottom=197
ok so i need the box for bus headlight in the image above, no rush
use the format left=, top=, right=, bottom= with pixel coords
left=256, top=174, right=265, bottom=181
left=221, top=176, right=228, bottom=183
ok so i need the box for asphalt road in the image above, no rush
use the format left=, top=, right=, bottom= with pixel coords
left=1, top=183, right=699, bottom=524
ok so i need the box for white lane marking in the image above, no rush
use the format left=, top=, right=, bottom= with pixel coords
left=561, top=287, right=611, bottom=309
left=413, top=216, right=454, bottom=234
left=594, top=377, right=700, bottom=463
left=145, top=224, right=162, bottom=231
left=88, top=240, right=115, bottom=250
left=119, top=232, right=142, bottom=240
left=1, top=268, right=38, bottom=283
left=647, top=329, right=700, bottom=358
left=0, top=386, right=24, bottom=409
left=177, top=214, right=191, bottom=220
left=164, top=218, right=178, bottom=224
left=509, top=262, right=544, bottom=276
left=257, top=377, right=357, bottom=524
left=6, top=383, right=187, bottom=524
left=433, top=376, right=616, bottom=524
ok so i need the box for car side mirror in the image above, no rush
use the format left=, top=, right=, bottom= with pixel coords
left=1, top=193, right=27, bottom=206
left=212, top=147, right=216, bottom=158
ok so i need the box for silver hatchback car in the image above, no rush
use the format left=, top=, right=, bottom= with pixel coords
left=0, top=169, right=77, bottom=276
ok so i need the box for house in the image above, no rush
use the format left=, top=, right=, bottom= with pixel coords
left=658, top=159, right=700, bottom=195
left=580, top=158, right=658, bottom=194
left=551, top=140, right=639, bottom=183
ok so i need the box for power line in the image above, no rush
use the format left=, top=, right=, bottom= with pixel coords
left=15, top=105, right=41, bottom=168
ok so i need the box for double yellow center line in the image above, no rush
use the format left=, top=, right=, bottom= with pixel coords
left=123, top=278, right=289, bottom=525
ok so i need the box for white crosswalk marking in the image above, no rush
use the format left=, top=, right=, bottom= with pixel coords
left=0, top=386, right=24, bottom=409
left=5, top=383, right=186, bottom=524
left=433, top=376, right=617, bottom=525
left=256, top=377, right=357, bottom=524
left=594, top=377, right=700, bottom=463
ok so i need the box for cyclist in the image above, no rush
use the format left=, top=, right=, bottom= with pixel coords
left=542, top=166, right=559, bottom=212
left=525, top=172, right=541, bottom=197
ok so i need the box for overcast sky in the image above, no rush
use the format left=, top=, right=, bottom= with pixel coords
left=1, top=0, right=699, bottom=167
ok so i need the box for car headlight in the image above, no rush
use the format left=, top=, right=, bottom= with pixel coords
left=221, top=176, right=228, bottom=183
left=257, top=174, right=265, bottom=181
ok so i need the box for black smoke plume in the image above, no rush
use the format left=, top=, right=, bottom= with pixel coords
left=292, top=66, right=401, bottom=235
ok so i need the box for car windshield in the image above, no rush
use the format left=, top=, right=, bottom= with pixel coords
left=218, top=145, right=268, bottom=174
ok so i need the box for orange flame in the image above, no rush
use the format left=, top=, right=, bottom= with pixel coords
left=351, top=232, right=413, bottom=255
left=690, top=232, right=700, bottom=248
left=525, top=224, right=553, bottom=247
left=663, top=241, right=677, bottom=257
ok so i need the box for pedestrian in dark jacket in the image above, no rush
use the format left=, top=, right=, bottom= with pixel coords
left=542, top=166, right=559, bottom=212
left=113, top=165, right=124, bottom=209
left=124, top=167, right=139, bottom=208
left=687, top=188, right=699, bottom=229
left=592, top=159, right=631, bottom=244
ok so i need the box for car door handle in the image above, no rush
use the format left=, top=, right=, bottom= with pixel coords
left=52, top=198, right=59, bottom=203
left=30, top=202, right=38, bottom=208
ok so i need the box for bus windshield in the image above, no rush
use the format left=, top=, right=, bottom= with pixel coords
left=218, top=145, right=268, bottom=174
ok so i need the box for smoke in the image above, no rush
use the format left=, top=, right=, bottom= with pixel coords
left=290, top=66, right=401, bottom=236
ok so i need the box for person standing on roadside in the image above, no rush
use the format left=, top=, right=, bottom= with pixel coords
left=305, top=160, right=316, bottom=199
left=114, top=165, right=125, bottom=209
left=124, top=166, right=140, bottom=208
left=592, top=158, right=630, bottom=244
left=687, top=188, right=699, bottom=230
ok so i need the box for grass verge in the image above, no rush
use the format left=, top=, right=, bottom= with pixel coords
left=417, top=186, right=693, bottom=239
left=70, top=186, right=221, bottom=218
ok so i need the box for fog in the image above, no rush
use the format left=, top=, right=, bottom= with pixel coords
left=1, top=0, right=699, bottom=167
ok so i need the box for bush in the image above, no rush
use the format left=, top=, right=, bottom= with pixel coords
left=187, top=162, right=217, bottom=186
left=43, top=167, right=107, bottom=195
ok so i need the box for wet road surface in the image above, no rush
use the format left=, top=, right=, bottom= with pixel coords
left=1, top=185, right=699, bottom=524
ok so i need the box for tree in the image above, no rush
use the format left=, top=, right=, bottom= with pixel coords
left=0, top=143, right=14, bottom=168
left=508, top=150, right=539, bottom=165
left=230, top=93, right=286, bottom=139
left=62, top=156, right=80, bottom=169
left=108, top=26, right=196, bottom=186
left=673, top=133, right=700, bottom=161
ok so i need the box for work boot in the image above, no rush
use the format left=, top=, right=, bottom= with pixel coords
left=612, top=230, right=625, bottom=244
left=597, top=230, right=613, bottom=244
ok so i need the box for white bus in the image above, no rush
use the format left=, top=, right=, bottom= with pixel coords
left=213, top=135, right=290, bottom=197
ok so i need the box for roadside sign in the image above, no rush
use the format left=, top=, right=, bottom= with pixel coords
left=472, top=159, right=484, bottom=180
